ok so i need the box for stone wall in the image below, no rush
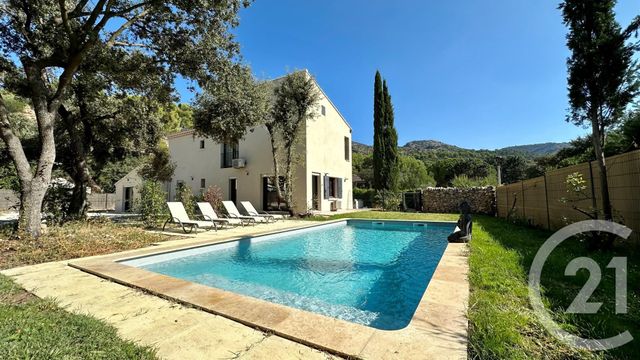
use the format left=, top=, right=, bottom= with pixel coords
left=422, top=186, right=496, bottom=215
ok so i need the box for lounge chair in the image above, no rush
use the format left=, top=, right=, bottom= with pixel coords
left=222, top=201, right=268, bottom=224
left=196, top=202, right=249, bottom=228
left=163, top=202, right=218, bottom=233
left=240, top=201, right=285, bottom=222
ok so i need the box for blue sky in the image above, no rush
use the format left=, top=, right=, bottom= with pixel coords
left=177, top=0, right=638, bottom=150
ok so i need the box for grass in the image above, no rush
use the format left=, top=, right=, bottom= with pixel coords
left=0, top=219, right=176, bottom=270
left=0, top=274, right=157, bottom=359
left=317, top=211, right=639, bottom=359
left=0, top=219, right=176, bottom=359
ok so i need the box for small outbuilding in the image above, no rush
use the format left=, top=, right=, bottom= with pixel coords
left=114, top=167, right=143, bottom=213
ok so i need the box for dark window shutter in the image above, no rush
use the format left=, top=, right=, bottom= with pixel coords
left=337, top=178, right=343, bottom=198
left=323, top=176, right=330, bottom=199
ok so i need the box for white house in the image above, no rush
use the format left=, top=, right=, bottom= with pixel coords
left=166, top=71, right=353, bottom=214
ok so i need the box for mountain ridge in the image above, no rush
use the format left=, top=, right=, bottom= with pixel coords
left=352, top=140, right=569, bottom=158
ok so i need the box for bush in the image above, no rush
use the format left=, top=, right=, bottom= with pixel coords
left=137, top=180, right=168, bottom=228
left=42, top=179, right=74, bottom=225
left=176, top=184, right=196, bottom=217
left=374, top=190, right=402, bottom=211
left=202, top=185, right=224, bottom=212
left=354, top=188, right=376, bottom=208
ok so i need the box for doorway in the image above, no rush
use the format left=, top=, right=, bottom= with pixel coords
left=229, top=178, right=237, bottom=205
left=123, top=187, right=133, bottom=212
left=311, top=174, right=320, bottom=210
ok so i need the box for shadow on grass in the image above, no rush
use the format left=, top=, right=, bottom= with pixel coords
left=475, top=215, right=639, bottom=360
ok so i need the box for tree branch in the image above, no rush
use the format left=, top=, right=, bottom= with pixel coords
left=105, top=10, right=149, bottom=47
left=0, top=94, right=33, bottom=183
left=58, top=0, right=72, bottom=35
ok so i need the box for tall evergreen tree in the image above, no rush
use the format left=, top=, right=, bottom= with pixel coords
left=383, top=80, right=399, bottom=190
left=372, top=71, right=386, bottom=190
left=559, top=0, right=639, bottom=221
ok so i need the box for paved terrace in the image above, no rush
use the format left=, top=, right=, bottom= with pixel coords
left=2, top=219, right=468, bottom=360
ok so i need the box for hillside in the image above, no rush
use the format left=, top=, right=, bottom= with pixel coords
left=352, top=140, right=568, bottom=159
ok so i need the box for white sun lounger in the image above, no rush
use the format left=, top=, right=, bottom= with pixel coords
left=163, top=202, right=218, bottom=233
left=240, top=201, right=285, bottom=222
left=222, top=201, right=268, bottom=224
left=196, top=202, right=248, bottom=227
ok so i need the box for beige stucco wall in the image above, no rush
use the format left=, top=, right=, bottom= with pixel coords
left=167, top=73, right=352, bottom=214
left=303, top=91, right=353, bottom=212
left=114, top=169, right=143, bottom=212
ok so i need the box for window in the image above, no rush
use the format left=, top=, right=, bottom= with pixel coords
left=221, top=142, right=239, bottom=168
left=323, top=176, right=343, bottom=199
left=200, top=178, right=206, bottom=189
left=199, top=139, right=205, bottom=149
left=321, top=105, right=326, bottom=116
left=344, top=136, right=350, bottom=161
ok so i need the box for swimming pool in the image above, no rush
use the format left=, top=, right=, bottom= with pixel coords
left=121, top=220, right=453, bottom=330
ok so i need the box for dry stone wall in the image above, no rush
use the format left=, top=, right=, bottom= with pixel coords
left=422, top=186, right=496, bottom=215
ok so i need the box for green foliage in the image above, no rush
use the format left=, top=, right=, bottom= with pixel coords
left=202, top=185, right=224, bottom=212
left=499, top=155, right=527, bottom=184
left=95, top=157, right=144, bottom=193
left=372, top=72, right=399, bottom=191
left=176, top=184, right=196, bottom=218
left=451, top=170, right=497, bottom=188
left=139, top=141, right=176, bottom=182
left=0, top=275, right=157, bottom=359
left=353, top=188, right=376, bottom=208
left=373, top=71, right=385, bottom=190
left=352, top=153, right=374, bottom=186
left=194, top=64, right=269, bottom=143
left=382, top=80, right=399, bottom=190
left=137, top=181, right=168, bottom=228
left=374, top=190, right=402, bottom=211
left=161, top=103, right=194, bottom=134
left=398, top=156, right=435, bottom=190
left=42, top=181, right=74, bottom=225
left=269, top=71, right=321, bottom=207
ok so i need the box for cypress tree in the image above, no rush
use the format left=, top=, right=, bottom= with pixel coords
left=383, top=80, right=399, bottom=191
left=372, top=71, right=386, bottom=190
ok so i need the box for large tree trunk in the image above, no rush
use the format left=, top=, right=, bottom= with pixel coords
left=591, top=118, right=613, bottom=221
left=0, top=65, right=59, bottom=238
left=266, top=123, right=284, bottom=208
left=59, top=106, right=92, bottom=219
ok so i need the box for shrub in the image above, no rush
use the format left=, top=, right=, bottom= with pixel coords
left=42, top=179, right=74, bottom=225
left=354, top=188, right=376, bottom=208
left=374, top=190, right=402, bottom=211
left=176, top=184, right=196, bottom=217
left=137, top=180, right=168, bottom=228
left=202, top=185, right=224, bottom=212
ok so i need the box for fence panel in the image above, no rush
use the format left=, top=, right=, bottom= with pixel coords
left=496, top=149, right=640, bottom=243
left=87, top=193, right=116, bottom=211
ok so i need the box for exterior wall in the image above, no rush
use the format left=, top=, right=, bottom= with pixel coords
left=114, top=170, right=143, bottom=212
left=304, top=91, right=353, bottom=212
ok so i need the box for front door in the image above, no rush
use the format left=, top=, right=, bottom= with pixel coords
left=229, top=178, right=237, bottom=205
left=123, top=187, right=133, bottom=212
left=311, top=174, right=320, bottom=210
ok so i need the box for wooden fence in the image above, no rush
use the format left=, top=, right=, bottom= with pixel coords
left=0, top=190, right=115, bottom=212
left=496, top=150, right=640, bottom=243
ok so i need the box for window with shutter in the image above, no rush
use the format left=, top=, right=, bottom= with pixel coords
left=323, top=176, right=330, bottom=199
left=337, top=178, right=343, bottom=198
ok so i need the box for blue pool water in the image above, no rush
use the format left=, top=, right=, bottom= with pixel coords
left=122, top=220, right=453, bottom=330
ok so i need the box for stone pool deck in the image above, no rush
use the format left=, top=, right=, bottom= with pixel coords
left=2, top=219, right=469, bottom=359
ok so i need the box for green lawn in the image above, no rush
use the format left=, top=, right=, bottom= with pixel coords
left=0, top=274, right=157, bottom=360
left=316, top=211, right=639, bottom=359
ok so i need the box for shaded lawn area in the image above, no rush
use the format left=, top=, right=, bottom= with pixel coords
left=317, top=211, right=639, bottom=359
left=0, top=219, right=176, bottom=270
left=0, top=274, right=157, bottom=359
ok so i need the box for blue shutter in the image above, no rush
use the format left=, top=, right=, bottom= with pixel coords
left=337, top=178, right=343, bottom=198
left=323, top=176, right=330, bottom=199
